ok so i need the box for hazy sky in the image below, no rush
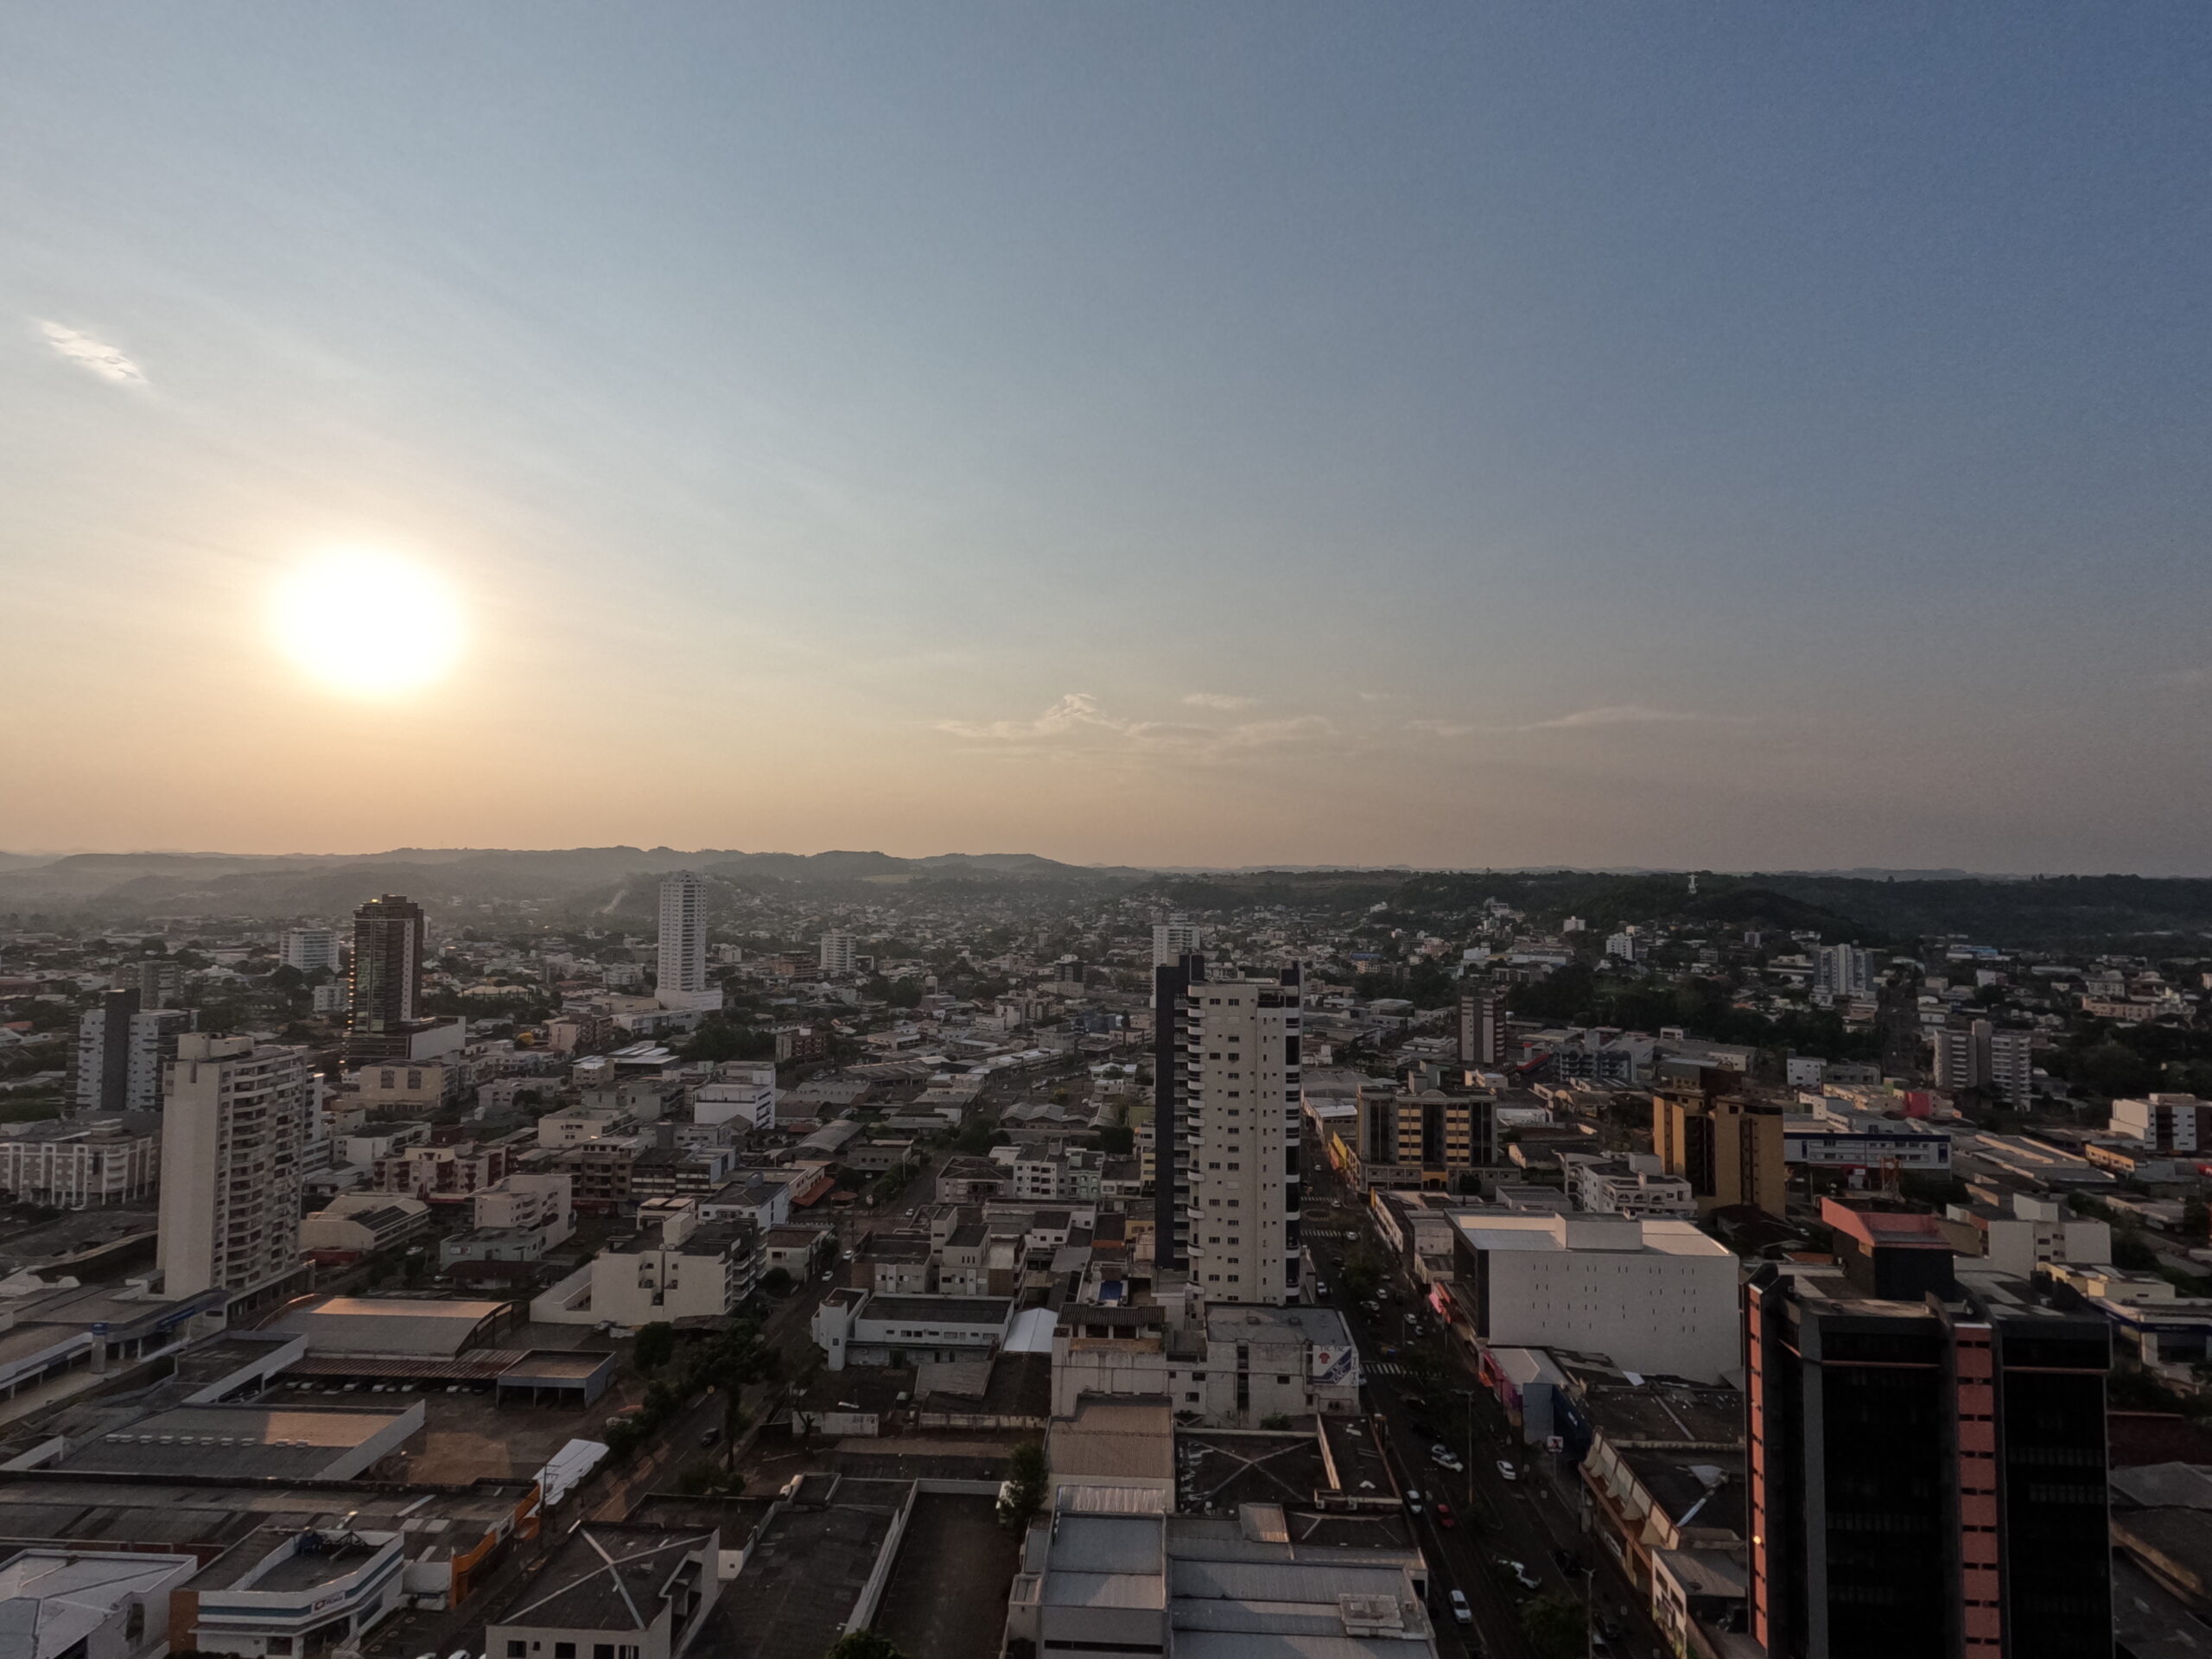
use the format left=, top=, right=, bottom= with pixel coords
left=4, top=6, right=2208, bottom=872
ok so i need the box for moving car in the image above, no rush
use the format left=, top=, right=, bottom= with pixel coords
left=1403, top=1488, right=1425, bottom=1515
left=1495, top=1459, right=1517, bottom=1482
left=1433, top=1498, right=1456, bottom=1529
left=1430, top=1444, right=1465, bottom=1472
left=1447, top=1590, right=1472, bottom=1626
left=1494, top=1559, right=1541, bottom=1593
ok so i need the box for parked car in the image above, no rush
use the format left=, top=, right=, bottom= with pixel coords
left=1433, top=1498, right=1456, bottom=1529
left=1495, top=1459, right=1517, bottom=1482
left=1403, top=1488, right=1425, bottom=1515
left=1448, top=1590, right=1472, bottom=1626
left=1430, top=1444, right=1465, bottom=1472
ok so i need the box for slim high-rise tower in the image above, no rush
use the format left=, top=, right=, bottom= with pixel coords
left=1457, top=987, right=1506, bottom=1068
left=656, top=871, right=718, bottom=1010
left=159, top=1033, right=308, bottom=1297
left=347, top=894, right=424, bottom=1061
left=1164, top=960, right=1304, bottom=1304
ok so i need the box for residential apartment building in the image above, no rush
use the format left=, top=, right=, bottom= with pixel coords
left=346, top=894, right=425, bottom=1063
left=158, top=1033, right=308, bottom=1297
left=818, top=928, right=856, bottom=976
left=372, top=1141, right=514, bottom=1203
left=71, top=988, right=191, bottom=1116
left=1745, top=1207, right=2112, bottom=1659
left=0, top=1114, right=162, bottom=1207
left=279, top=926, right=340, bottom=973
left=1457, top=987, right=1507, bottom=1067
left=1813, top=943, right=1874, bottom=999
left=1562, top=1152, right=1697, bottom=1219
left=1170, top=962, right=1303, bottom=1303
left=2109, top=1093, right=2212, bottom=1153
left=473, top=1171, right=575, bottom=1247
left=1932, top=1019, right=2034, bottom=1109
left=692, top=1061, right=777, bottom=1130
left=655, top=870, right=719, bottom=1011
left=588, top=1203, right=759, bottom=1323
left=1345, top=1083, right=1494, bottom=1192
left=1652, top=1075, right=1787, bottom=1217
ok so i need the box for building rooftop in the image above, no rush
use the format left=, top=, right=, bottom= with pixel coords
left=492, top=1522, right=716, bottom=1633
left=861, top=1294, right=1013, bottom=1327
left=1052, top=1396, right=1176, bottom=1484
left=1176, top=1430, right=1331, bottom=1515
left=265, top=1295, right=508, bottom=1357
left=50, top=1402, right=416, bottom=1481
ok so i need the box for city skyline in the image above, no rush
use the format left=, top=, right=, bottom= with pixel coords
left=5, top=8, right=2209, bottom=874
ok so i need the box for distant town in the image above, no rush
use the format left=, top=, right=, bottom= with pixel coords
left=0, top=851, right=2208, bottom=1659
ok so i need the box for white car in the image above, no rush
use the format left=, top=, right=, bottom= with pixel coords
left=1403, top=1488, right=1425, bottom=1515
left=1495, top=1559, right=1541, bottom=1592
left=1447, top=1589, right=1472, bottom=1626
left=1495, top=1459, right=1517, bottom=1482
left=1430, top=1444, right=1465, bottom=1472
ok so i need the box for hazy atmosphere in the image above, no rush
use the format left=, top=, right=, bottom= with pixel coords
left=5, top=6, right=2208, bottom=871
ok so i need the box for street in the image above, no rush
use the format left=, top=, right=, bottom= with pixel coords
left=1304, top=1157, right=1665, bottom=1659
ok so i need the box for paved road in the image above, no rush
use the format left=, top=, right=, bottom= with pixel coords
left=1304, top=1165, right=1666, bottom=1659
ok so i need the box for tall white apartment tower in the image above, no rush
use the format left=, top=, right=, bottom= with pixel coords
left=1176, top=963, right=1304, bottom=1305
left=159, top=1033, right=308, bottom=1297
left=1153, top=914, right=1203, bottom=969
left=280, top=926, right=340, bottom=974
left=818, top=930, right=857, bottom=976
left=655, top=871, right=718, bottom=1010
left=1814, top=944, right=1873, bottom=999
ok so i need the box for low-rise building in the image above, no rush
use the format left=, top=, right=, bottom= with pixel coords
left=485, top=1523, right=721, bottom=1659
left=1444, top=1212, right=1741, bottom=1383
left=810, top=1288, right=1014, bottom=1370
left=298, top=1193, right=431, bottom=1261
left=0, top=1113, right=162, bottom=1207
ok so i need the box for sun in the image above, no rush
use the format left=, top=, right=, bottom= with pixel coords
left=270, top=548, right=465, bottom=696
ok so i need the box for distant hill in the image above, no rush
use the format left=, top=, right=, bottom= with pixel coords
left=1, top=848, right=2207, bottom=947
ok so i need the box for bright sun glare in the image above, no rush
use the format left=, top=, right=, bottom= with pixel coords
left=271, top=548, right=465, bottom=696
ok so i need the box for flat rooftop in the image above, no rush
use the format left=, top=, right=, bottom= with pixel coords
left=266, top=1295, right=508, bottom=1357
left=861, top=1294, right=1012, bottom=1326
left=54, top=1403, right=414, bottom=1480
left=718, top=1478, right=907, bottom=1659
left=492, top=1523, right=714, bottom=1633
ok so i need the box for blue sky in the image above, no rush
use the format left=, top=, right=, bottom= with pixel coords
left=3, top=6, right=2208, bottom=869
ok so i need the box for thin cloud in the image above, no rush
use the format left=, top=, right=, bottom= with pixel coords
left=37, top=321, right=148, bottom=387
left=1183, top=691, right=1261, bottom=710
left=1408, top=704, right=1740, bottom=737
left=936, top=693, right=1333, bottom=762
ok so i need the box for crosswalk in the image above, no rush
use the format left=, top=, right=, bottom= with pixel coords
left=1366, top=1361, right=1411, bottom=1376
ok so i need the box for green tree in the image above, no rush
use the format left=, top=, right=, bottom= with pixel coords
left=633, top=1321, right=676, bottom=1374
left=999, top=1441, right=1048, bottom=1533
left=682, top=1018, right=776, bottom=1064
left=1519, top=1591, right=1586, bottom=1659
left=1096, top=1124, right=1135, bottom=1155
left=760, top=1267, right=794, bottom=1296
left=824, top=1633, right=906, bottom=1659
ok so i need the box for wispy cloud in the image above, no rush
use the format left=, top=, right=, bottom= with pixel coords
left=936, top=693, right=1333, bottom=762
left=1409, top=704, right=1739, bottom=738
left=1183, top=691, right=1260, bottom=710
left=37, top=321, right=148, bottom=387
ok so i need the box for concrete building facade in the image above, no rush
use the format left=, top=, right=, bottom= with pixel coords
left=158, top=1034, right=308, bottom=1298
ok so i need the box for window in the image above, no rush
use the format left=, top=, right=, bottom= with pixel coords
left=267, top=1643, right=295, bottom=1657
left=557, top=1647, right=577, bottom=1658
left=507, top=1645, right=526, bottom=1657
left=596, top=1646, right=616, bottom=1659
